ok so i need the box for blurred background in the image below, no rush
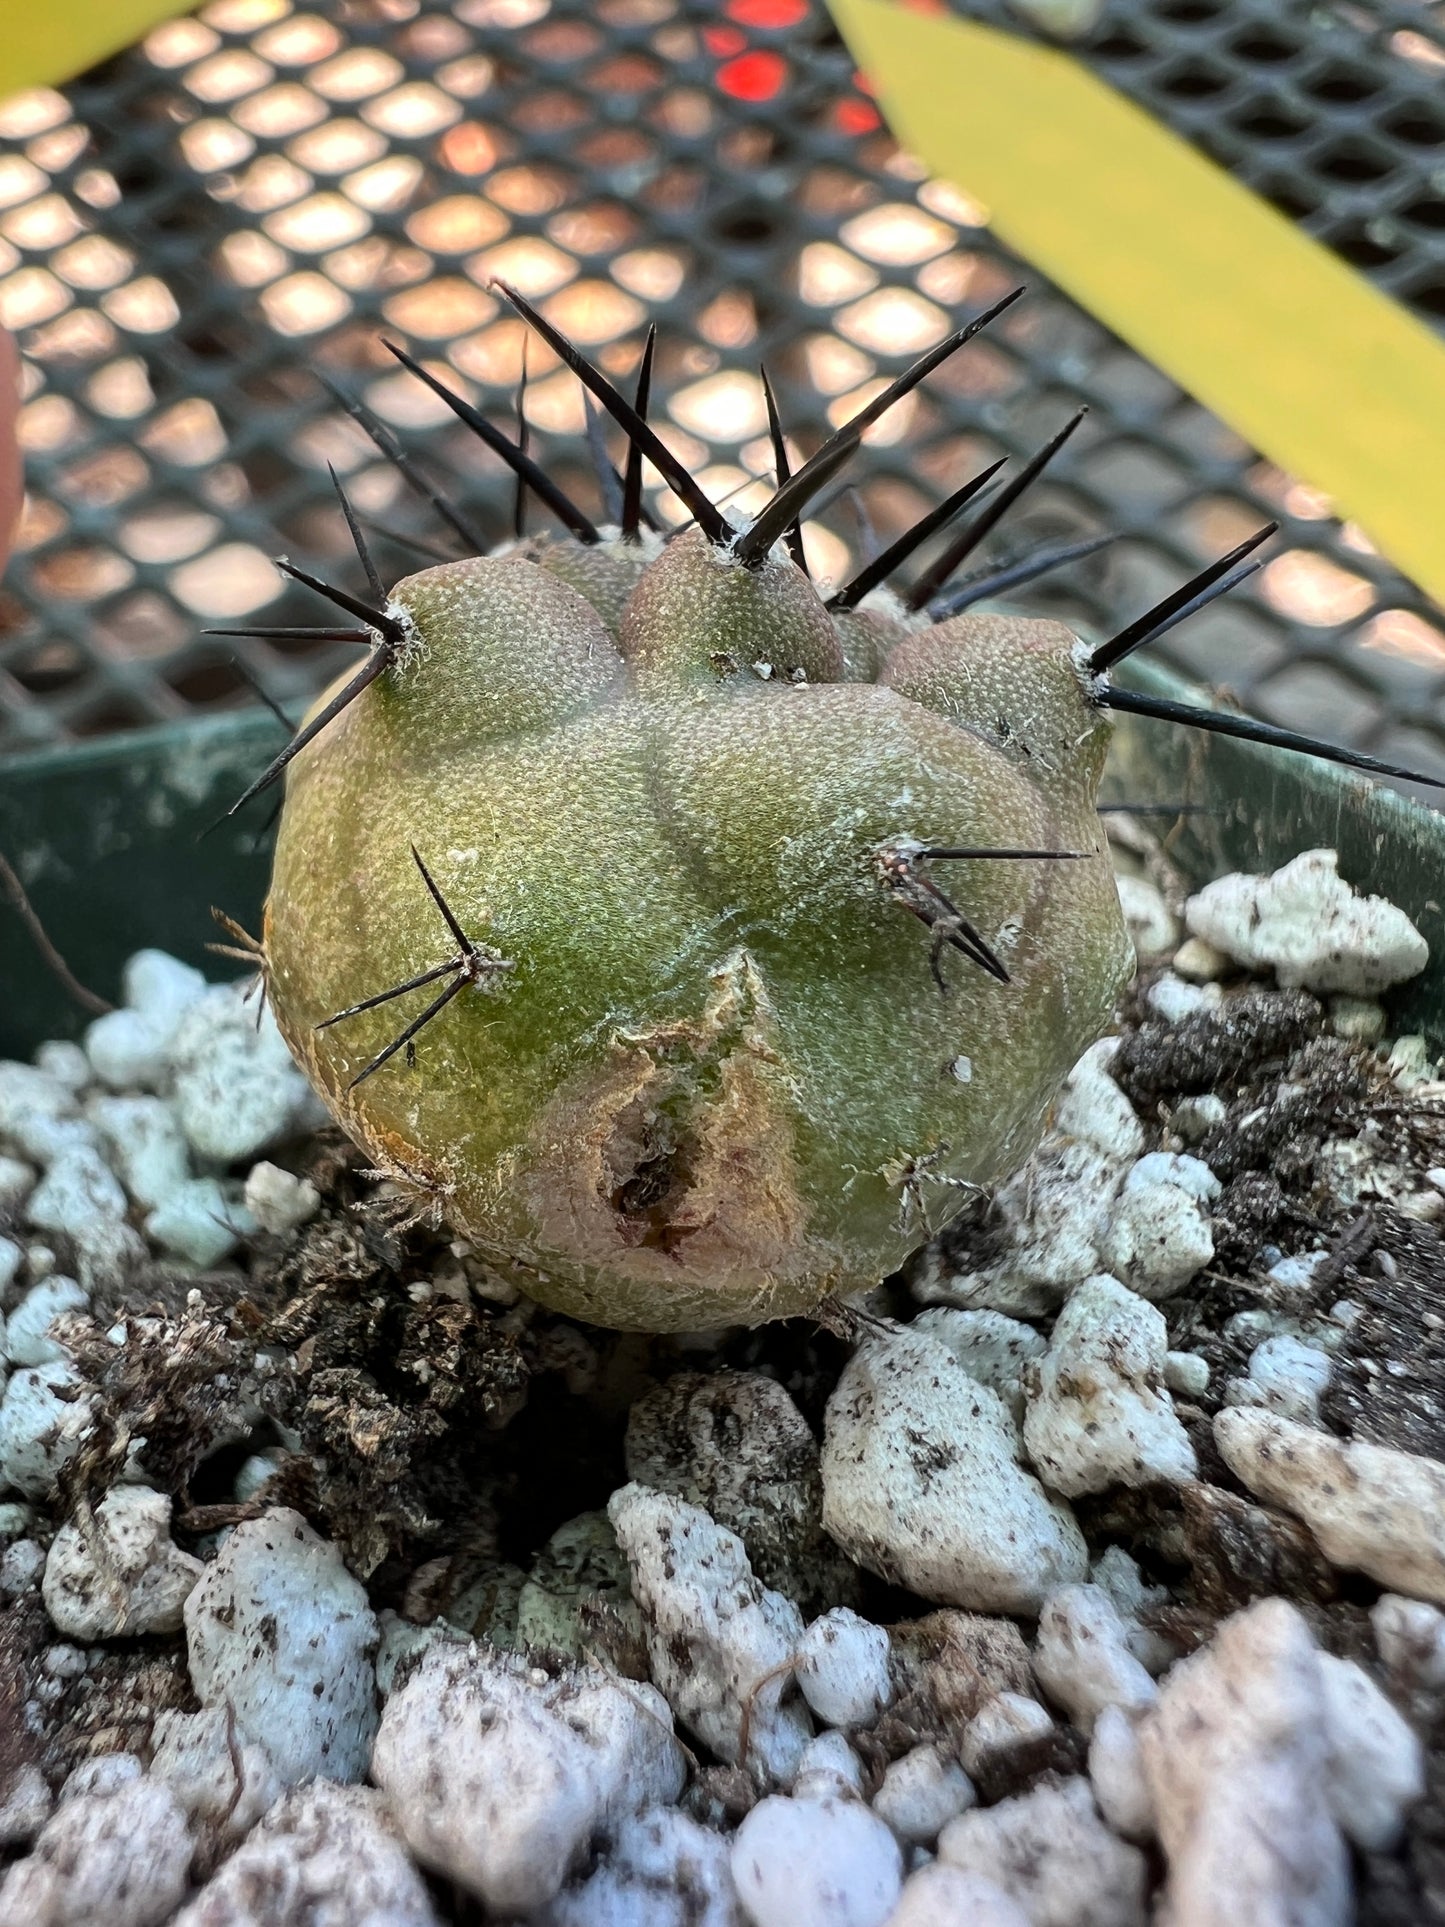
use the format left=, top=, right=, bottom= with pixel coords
left=0, top=0, right=1442, bottom=787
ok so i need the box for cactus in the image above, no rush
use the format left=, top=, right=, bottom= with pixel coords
left=226, top=288, right=1439, bottom=1332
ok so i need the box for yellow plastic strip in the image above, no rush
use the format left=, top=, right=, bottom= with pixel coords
left=829, top=0, right=1445, bottom=609
left=3, top=2, right=188, bottom=98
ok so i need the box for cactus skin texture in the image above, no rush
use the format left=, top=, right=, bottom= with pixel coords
left=262, top=515, right=1132, bottom=1333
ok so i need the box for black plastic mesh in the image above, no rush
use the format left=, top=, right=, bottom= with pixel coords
left=0, top=0, right=1442, bottom=797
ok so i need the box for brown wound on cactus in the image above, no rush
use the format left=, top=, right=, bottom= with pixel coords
left=519, top=950, right=812, bottom=1328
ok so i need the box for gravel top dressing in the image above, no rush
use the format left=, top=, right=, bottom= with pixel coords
left=0, top=839, right=1442, bottom=1927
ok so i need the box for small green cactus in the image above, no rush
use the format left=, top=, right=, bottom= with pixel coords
left=236, top=289, right=1425, bottom=1331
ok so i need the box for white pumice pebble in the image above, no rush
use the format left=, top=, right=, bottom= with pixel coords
left=1224, top=1308, right=1291, bottom=1346
left=539, top=1804, right=743, bottom=1927
left=0, top=1776, right=192, bottom=1927
left=914, top=1140, right=1123, bottom=1317
left=871, top=1743, right=975, bottom=1845
left=1215, top=1406, right=1445, bottom=1602
left=1224, top=1332, right=1332, bottom=1423
left=1373, top=1593, right=1445, bottom=1689
left=0, top=1061, right=82, bottom=1155
left=937, top=1775, right=1146, bottom=1927
left=1138, top=1599, right=1349, bottom=1926
left=1317, top=1650, right=1424, bottom=1852
left=243, top=1159, right=320, bottom=1235
left=910, top=1308, right=1046, bottom=1422
left=501, top=1512, right=591, bottom=1631
left=1088, top=1545, right=1177, bottom=1674
left=373, top=1611, right=464, bottom=1700
left=1185, top=848, right=1429, bottom=995
left=1114, top=873, right=1178, bottom=958
left=25, top=1245, right=56, bottom=1280
left=168, top=983, right=313, bottom=1163
left=0, top=1537, right=44, bottom=1595
left=0, top=1238, right=19, bottom=1301
left=83, top=1008, right=175, bottom=1091
left=1329, top=993, right=1386, bottom=1042
left=232, top=1448, right=285, bottom=1504
left=1032, top=1585, right=1157, bottom=1732
left=184, top=1506, right=379, bottom=1786
left=144, top=1176, right=254, bottom=1267
left=1168, top=1092, right=1227, bottom=1143
left=821, top=1328, right=1086, bottom=1614
left=957, top=1691, right=1054, bottom=1781
left=3, top=1271, right=84, bottom=1364
left=791, top=1729, right=866, bottom=1800
left=1163, top=1349, right=1210, bottom=1396
left=1265, top=1248, right=1329, bottom=1295
left=1399, top=1186, right=1445, bottom=1222
left=1088, top=1703, right=1155, bottom=1842
left=85, top=1094, right=190, bottom=1210
left=564, top=1668, right=690, bottom=1836
left=33, top=1041, right=90, bottom=1090
left=885, top=1863, right=1030, bottom=1927
left=60, top=1753, right=145, bottom=1801
left=173, top=1780, right=441, bottom=1927
left=42, top=1485, right=202, bottom=1639
left=1050, top=1038, right=1144, bottom=1160
left=1388, top=1033, right=1436, bottom=1087
left=0, top=1763, right=52, bottom=1849
left=5, top=1275, right=86, bottom=1366
left=608, top=1484, right=810, bottom=1784
left=0, top=1502, right=32, bottom=1538
left=19, top=1109, right=107, bottom=1163
left=0, top=1360, right=99, bottom=1498
left=1098, top=1152, right=1219, bottom=1298
left=622, top=1365, right=848, bottom=1613
left=1171, top=935, right=1230, bottom=981
left=43, top=1642, right=88, bottom=1679
left=373, top=1643, right=684, bottom=1916
left=731, top=1792, right=902, bottom=1927
left=125, top=948, right=209, bottom=1021
left=1132, top=1148, right=1220, bottom=1203
left=84, top=952, right=207, bottom=1091
left=1146, top=973, right=1221, bottom=1025
left=149, top=1705, right=282, bottom=1838
left=0, top=1157, right=35, bottom=1211
left=795, top=1608, right=891, bottom=1728
left=1022, top=1274, right=1197, bottom=1496
left=25, top=1143, right=144, bottom=1286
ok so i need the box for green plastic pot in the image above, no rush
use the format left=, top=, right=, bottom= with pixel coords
left=1, top=659, right=1442, bottom=1060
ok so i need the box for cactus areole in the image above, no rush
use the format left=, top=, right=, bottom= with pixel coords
left=257, top=297, right=1143, bottom=1330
